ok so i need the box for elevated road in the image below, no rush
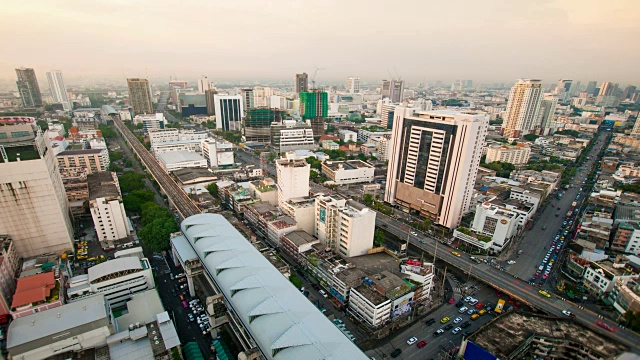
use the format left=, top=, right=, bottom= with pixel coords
left=111, top=116, right=201, bottom=218
left=377, top=213, right=640, bottom=350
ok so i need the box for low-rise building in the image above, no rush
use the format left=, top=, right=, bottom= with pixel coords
left=322, top=141, right=339, bottom=150
left=158, top=151, right=208, bottom=172
left=0, top=236, right=19, bottom=316
left=173, top=167, right=218, bottom=187
left=10, top=271, right=62, bottom=319
left=582, top=258, right=637, bottom=296
left=248, top=178, right=278, bottom=206
left=281, top=196, right=316, bottom=235
left=321, top=160, right=375, bottom=185
left=462, top=202, right=520, bottom=253
left=510, top=186, right=542, bottom=212
left=270, top=120, right=315, bottom=153
left=57, top=148, right=110, bottom=173
left=338, top=129, right=357, bottom=142
left=280, top=230, right=320, bottom=265
left=609, top=278, right=640, bottom=316
left=60, top=167, right=89, bottom=218
left=133, top=113, right=165, bottom=132
left=485, top=143, right=531, bottom=165
left=612, top=222, right=640, bottom=255
left=88, top=172, right=131, bottom=247
left=357, top=128, right=391, bottom=143
left=201, top=138, right=234, bottom=168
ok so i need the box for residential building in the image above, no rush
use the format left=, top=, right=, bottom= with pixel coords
left=509, top=186, right=542, bottom=211
left=266, top=216, right=298, bottom=247
left=357, top=127, right=392, bottom=143
left=612, top=222, right=640, bottom=255
left=502, top=79, right=543, bottom=138
left=158, top=151, right=208, bottom=172
left=385, top=109, right=489, bottom=229
left=0, top=124, right=74, bottom=257
left=15, top=67, right=42, bottom=109
left=315, top=195, right=375, bottom=257
left=253, top=86, right=274, bottom=107
left=300, top=90, right=328, bottom=139
left=348, top=270, right=411, bottom=328
left=485, top=143, right=531, bottom=164
left=61, top=167, right=89, bottom=218
left=67, top=254, right=154, bottom=307
left=214, top=95, right=244, bottom=131
left=133, top=112, right=165, bottom=132
left=323, top=141, right=339, bottom=150
left=338, top=129, right=357, bottom=142
left=88, top=172, right=131, bottom=247
left=281, top=196, right=317, bottom=235
left=7, top=295, right=111, bottom=360
left=200, top=138, right=234, bottom=168
left=270, top=120, right=315, bottom=153
left=381, top=80, right=404, bottom=103
left=245, top=107, right=283, bottom=143
left=400, top=259, right=435, bottom=304
left=609, top=279, right=640, bottom=316
left=57, top=148, right=110, bottom=173
left=46, top=70, right=71, bottom=111
left=280, top=230, right=320, bottom=264
left=346, top=77, right=361, bottom=93
left=538, top=94, right=558, bottom=135
left=241, top=88, right=255, bottom=110
left=295, top=73, right=309, bottom=94
left=370, top=135, right=392, bottom=161
left=321, top=160, right=374, bottom=185
left=456, top=202, right=519, bottom=253
left=205, top=88, right=218, bottom=115
left=126, top=78, right=153, bottom=115
left=198, top=76, right=212, bottom=93
left=276, top=153, right=310, bottom=206
left=248, top=178, right=278, bottom=206
left=0, top=236, right=19, bottom=316
left=582, top=259, right=636, bottom=296
left=554, top=79, right=573, bottom=101
left=10, top=271, right=62, bottom=319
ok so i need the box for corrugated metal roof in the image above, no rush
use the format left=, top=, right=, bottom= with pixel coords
left=88, top=257, right=142, bottom=283
left=181, top=214, right=368, bottom=360
left=170, top=235, right=198, bottom=262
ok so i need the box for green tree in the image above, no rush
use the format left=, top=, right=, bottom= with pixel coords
left=310, top=169, right=319, bottom=180
left=357, top=153, right=367, bottom=161
left=374, top=230, right=385, bottom=247
left=206, top=183, right=219, bottom=198
left=123, top=190, right=155, bottom=212
left=118, top=172, right=145, bottom=193
left=305, top=156, right=322, bottom=169
left=124, top=159, right=133, bottom=168
left=138, top=217, right=179, bottom=252
left=624, top=311, right=640, bottom=332
left=523, top=134, right=540, bottom=141
left=36, top=120, right=49, bottom=131
left=110, top=151, right=123, bottom=162
left=136, top=123, right=144, bottom=130
left=363, top=194, right=374, bottom=206
left=99, top=124, right=116, bottom=138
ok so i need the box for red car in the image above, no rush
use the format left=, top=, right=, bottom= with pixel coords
left=597, top=321, right=614, bottom=332
left=182, top=300, right=188, bottom=308
left=475, top=302, right=485, bottom=309
left=417, top=340, right=428, bottom=348
left=448, top=298, right=455, bottom=304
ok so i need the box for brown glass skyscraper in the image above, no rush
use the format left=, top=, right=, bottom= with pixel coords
left=127, top=78, right=153, bottom=115
left=295, top=73, right=308, bottom=94
left=16, top=68, right=43, bottom=109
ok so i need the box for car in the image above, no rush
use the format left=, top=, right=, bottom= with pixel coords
left=469, top=299, right=479, bottom=306
left=440, top=317, right=450, bottom=324
left=410, top=231, right=417, bottom=236
left=452, top=327, right=462, bottom=334
left=451, top=251, right=461, bottom=257
left=425, top=318, right=436, bottom=326
left=417, top=340, right=427, bottom=348
left=187, top=313, right=194, bottom=321
left=406, top=337, right=418, bottom=345
left=478, top=309, right=487, bottom=316
left=453, top=317, right=463, bottom=324
left=459, top=306, right=468, bottom=313
left=433, top=329, right=445, bottom=337
left=463, top=296, right=472, bottom=302
left=467, top=308, right=475, bottom=315
left=460, top=321, right=471, bottom=328
left=319, top=290, right=328, bottom=298
left=507, top=260, right=516, bottom=265
left=390, top=349, right=402, bottom=358
left=475, top=302, right=485, bottom=309
left=597, top=321, right=614, bottom=331
left=539, top=290, right=551, bottom=298
left=455, top=300, right=464, bottom=308
left=448, top=297, right=455, bottom=304
left=182, top=301, right=188, bottom=308
left=300, top=286, right=305, bottom=293
left=561, top=310, right=572, bottom=316
left=471, top=314, right=480, bottom=320
left=444, top=324, right=454, bottom=331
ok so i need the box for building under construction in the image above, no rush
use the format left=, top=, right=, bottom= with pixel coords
left=244, top=108, right=283, bottom=143
left=299, top=90, right=328, bottom=140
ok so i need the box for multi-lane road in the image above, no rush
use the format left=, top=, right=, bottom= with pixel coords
left=111, top=115, right=201, bottom=218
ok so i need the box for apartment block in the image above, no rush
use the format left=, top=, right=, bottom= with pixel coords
left=57, top=148, right=110, bottom=173
left=485, top=143, right=531, bottom=165
left=321, top=160, right=374, bottom=185
left=88, top=172, right=131, bottom=247
left=276, top=153, right=310, bottom=207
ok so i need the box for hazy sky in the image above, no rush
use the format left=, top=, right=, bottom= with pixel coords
left=2, top=0, right=640, bottom=86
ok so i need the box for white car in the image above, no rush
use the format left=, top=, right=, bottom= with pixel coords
left=469, top=299, right=479, bottom=306
left=410, top=231, right=417, bottom=236
left=453, top=317, right=463, bottom=324
left=452, top=327, right=462, bottom=334
left=406, top=337, right=418, bottom=345
left=561, top=310, right=572, bottom=316
left=319, top=290, right=328, bottom=298
left=459, top=306, right=468, bottom=313
left=507, top=260, right=516, bottom=265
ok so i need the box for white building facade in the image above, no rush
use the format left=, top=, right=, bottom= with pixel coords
left=276, top=154, right=310, bottom=207
left=46, top=70, right=71, bottom=111
left=502, top=79, right=543, bottom=138
left=485, top=143, right=531, bottom=165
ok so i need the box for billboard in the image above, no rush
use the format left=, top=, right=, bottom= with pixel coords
left=319, top=208, right=326, bottom=223
left=391, top=292, right=414, bottom=319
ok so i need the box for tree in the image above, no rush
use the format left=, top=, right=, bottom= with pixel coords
left=36, top=120, right=49, bottom=131
left=523, top=134, right=540, bottom=141
left=138, top=217, right=179, bottom=252
left=363, top=194, right=374, bottom=206
left=123, top=190, right=155, bottom=212
left=305, top=156, right=322, bottom=169
left=374, top=230, right=385, bottom=247
left=99, top=124, right=116, bottom=138
left=206, top=183, right=219, bottom=198
left=110, top=151, right=123, bottom=162
left=136, top=123, right=144, bottom=130
left=357, top=153, right=367, bottom=161
left=124, top=159, right=133, bottom=168
left=118, top=172, right=145, bottom=193
left=310, top=169, right=319, bottom=180
left=109, top=163, right=122, bottom=172
left=624, top=311, right=640, bottom=332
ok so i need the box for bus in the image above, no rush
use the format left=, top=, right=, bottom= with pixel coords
left=495, top=299, right=506, bottom=314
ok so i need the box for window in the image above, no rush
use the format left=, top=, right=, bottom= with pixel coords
left=11, top=131, right=30, bottom=138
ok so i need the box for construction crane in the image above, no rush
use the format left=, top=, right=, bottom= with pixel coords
left=311, top=66, right=325, bottom=90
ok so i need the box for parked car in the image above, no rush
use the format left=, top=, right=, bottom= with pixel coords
left=440, top=317, right=450, bottom=324
left=459, top=306, right=468, bottom=313
left=460, top=321, right=471, bottom=328
left=390, top=349, right=402, bottom=358
left=319, top=289, right=328, bottom=298
left=453, top=317, right=463, bottom=324
left=417, top=340, right=427, bottom=348
left=444, top=324, right=454, bottom=331
left=406, top=337, right=418, bottom=345
left=452, top=327, right=462, bottom=334
left=425, top=318, right=436, bottom=326
left=433, top=329, right=445, bottom=337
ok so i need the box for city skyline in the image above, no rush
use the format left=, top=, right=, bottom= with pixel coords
left=1, top=1, right=640, bottom=84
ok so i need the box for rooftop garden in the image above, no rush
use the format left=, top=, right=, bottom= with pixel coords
left=456, top=227, right=491, bottom=243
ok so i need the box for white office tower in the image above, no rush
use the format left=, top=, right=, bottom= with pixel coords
left=538, top=94, right=558, bottom=135
left=315, top=195, right=375, bottom=258
left=88, top=172, right=131, bottom=247
left=385, top=109, right=489, bottom=229
left=502, top=79, right=543, bottom=139
left=276, top=153, right=310, bottom=207
left=0, top=121, right=74, bottom=257
left=214, top=95, right=244, bottom=131
left=346, top=77, right=361, bottom=93
left=253, top=86, right=275, bottom=107
left=46, top=70, right=71, bottom=111
left=198, top=76, right=212, bottom=93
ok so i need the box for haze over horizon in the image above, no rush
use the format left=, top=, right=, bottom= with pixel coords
left=2, top=0, right=640, bottom=86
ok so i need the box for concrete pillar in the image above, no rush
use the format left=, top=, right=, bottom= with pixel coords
left=187, top=272, right=196, bottom=297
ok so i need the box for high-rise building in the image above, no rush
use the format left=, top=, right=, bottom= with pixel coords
left=599, top=82, right=616, bottom=97
left=15, top=68, right=43, bottom=109
left=502, top=79, right=543, bottom=138
left=253, top=86, right=274, bottom=107
left=314, top=195, right=376, bottom=258
left=126, top=78, right=153, bottom=115
left=240, top=88, right=255, bottom=110
left=88, top=172, right=131, bottom=247
left=295, top=73, right=309, bottom=94
left=46, top=70, right=71, bottom=111
left=245, top=108, right=283, bottom=143
left=300, top=90, right=328, bottom=139
left=205, top=89, right=218, bottom=115
left=213, top=95, right=244, bottom=131
left=553, top=79, right=573, bottom=102
left=622, top=86, right=637, bottom=100
left=198, top=76, right=212, bottom=93
left=538, top=94, right=558, bottom=135
left=381, top=79, right=404, bottom=103
left=586, top=81, right=598, bottom=96
left=276, top=153, right=310, bottom=207
left=0, top=118, right=74, bottom=257
left=385, top=109, right=488, bottom=229
left=346, top=77, right=361, bottom=93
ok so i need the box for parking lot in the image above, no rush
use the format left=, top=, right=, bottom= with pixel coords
left=367, top=279, right=510, bottom=359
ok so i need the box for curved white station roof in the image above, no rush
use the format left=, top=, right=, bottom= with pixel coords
left=181, top=214, right=368, bottom=360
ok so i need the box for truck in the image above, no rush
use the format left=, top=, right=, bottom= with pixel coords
left=495, top=299, right=506, bottom=314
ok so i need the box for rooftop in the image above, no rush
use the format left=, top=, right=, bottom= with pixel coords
left=57, top=148, right=105, bottom=156
left=323, top=160, right=374, bottom=171
left=173, top=167, right=217, bottom=183
left=11, top=272, right=57, bottom=308
left=114, top=289, right=165, bottom=332
left=283, top=230, right=319, bottom=247
left=88, top=257, right=144, bottom=284
left=87, top=171, right=120, bottom=200
left=158, top=151, right=206, bottom=165
left=353, top=283, right=388, bottom=305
